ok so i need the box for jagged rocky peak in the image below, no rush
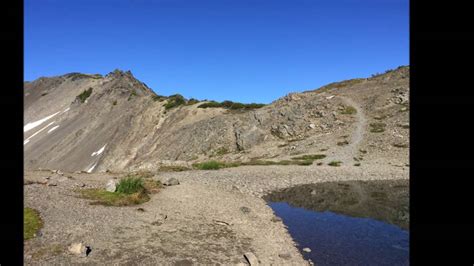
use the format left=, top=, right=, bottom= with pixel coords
left=106, top=69, right=135, bottom=79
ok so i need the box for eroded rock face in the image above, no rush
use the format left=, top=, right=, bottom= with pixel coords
left=24, top=66, right=409, bottom=172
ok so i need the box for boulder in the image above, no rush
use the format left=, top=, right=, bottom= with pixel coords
left=68, top=242, right=90, bottom=257
left=244, top=252, right=259, bottom=265
left=105, top=179, right=118, bottom=192
left=164, top=178, right=180, bottom=186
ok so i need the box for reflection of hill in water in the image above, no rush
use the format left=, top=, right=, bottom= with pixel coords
left=264, top=179, right=409, bottom=230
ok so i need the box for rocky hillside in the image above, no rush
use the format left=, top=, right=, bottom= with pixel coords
left=24, top=67, right=409, bottom=172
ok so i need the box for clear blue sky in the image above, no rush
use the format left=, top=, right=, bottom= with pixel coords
left=25, top=0, right=408, bottom=103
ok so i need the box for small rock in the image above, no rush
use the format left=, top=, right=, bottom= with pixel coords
left=308, top=123, right=316, bottom=129
left=68, top=242, right=90, bottom=257
left=164, top=178, right=180, bottom=186
left=47, top=181, right=58, bottom=187
left=271, top=216, right=282, bottom=222
left=278, top=253, right=291, bottom=260
left=303, top=247, right=311, bottom=253
left=74, top=171, right=81, bottom=174
left=310, top=190, right=317, bottom=195
left=136, top=208, right=145, bottom=212
left=105, top=179, right=118, bottom=192
left=240, top=207, right=251, bottom=214
left=244, top=252, right=259, bottom=265
left=400, top=107, right=408, bottom=112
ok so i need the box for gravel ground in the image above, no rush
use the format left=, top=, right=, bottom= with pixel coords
left=24, top=163, right=408, bottom=265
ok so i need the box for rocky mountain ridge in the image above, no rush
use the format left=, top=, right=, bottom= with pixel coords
left=24, top=67, right=409, bottom=172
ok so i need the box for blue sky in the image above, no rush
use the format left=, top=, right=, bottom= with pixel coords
left=25, top=0, right=408, bottom=103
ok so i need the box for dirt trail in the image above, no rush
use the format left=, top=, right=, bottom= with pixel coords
left=332, top=96, right=367, bottom=164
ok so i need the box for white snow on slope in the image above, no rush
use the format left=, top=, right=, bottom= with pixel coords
left=24, top=121, right=55, bottom=145
left=24, top=112, right=60, bottom=132
left=91, top=144, right=107, bottom=156
left=47, top=125, right=60, bottom=134
left=86, top=161, right=98, bottom=173
left=24, top=107, right=70, bottom=133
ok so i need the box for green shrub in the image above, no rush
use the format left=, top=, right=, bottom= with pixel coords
left=76, top=87, right=93, bottom=103
left=197, top=100, right=265, bottom=110
left=186, top=98, right=200, bottom=105
left=116, top=176, right=145, bottom=194
left=112, top=100, right=117, bottom=105
left=328, top=161, right=342, bottom=167
left=152, top=95, right=167, bottom=102
left=354, top=163, right=361, bottom=166
left=340, top=106, right=357, bottom=115
left=128, top=90, right=137, bottom=101
left=370, top=123, right=386, bottom=133
left=164, top=94, right=186, bottom=110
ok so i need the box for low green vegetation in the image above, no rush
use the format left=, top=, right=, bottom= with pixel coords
left=76, top=87, right=93, bottom=103
left=337, top=140, right=349, bottom=146
left=116, top=176, right=145, bottom=194
left=197, top=100, right=265, bottom=110
left=164, top=94, right=186, bottom=110
left=77, top=175, right=161, bottom=206
left=24, top=207, right=43, bottom=240
left=151, top=95, right=167, bottom=102
left=158, top=165, right=191, bottom=172
left=370, top=122, right=387, bottom=133
left=66, top=73, right=102, bottom=81
left=392, top=143, right=409, bottom=148
left=186, top=98, right=200, bottom=105
left=193, top=160, right=230, bottom=170
left=328, top=161, right=342, bottom=167
left=291, top=154, right=326, bottom=161
left=112, top=100, right=117, bottom=106
left=354, top=163, right=361, bottom=166
left=214, top=147, right=229, bottom=156
left=192, top=155, right=325, bottom=170
left=340, top=106, right=357, bottom=115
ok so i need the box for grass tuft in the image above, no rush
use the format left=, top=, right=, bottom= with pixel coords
left=24, top=207, right=43, bottom=240
left=328, top=161, right=342, bottom=167
left=340, top=106, right=357, bottom=115
left=116, top=176, right=145, bottom=194
left=76, top=174, right=161, bottom=206
left=370, top=122, right=386, bottom=133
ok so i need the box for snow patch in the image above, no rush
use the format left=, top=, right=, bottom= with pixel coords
left=47, top=125, right=60, bottom=134
left=24, top=111, right=61, bottom=132
left=86, top=161, right=98, bottom=173
left=91, top=144, right=107, bottom=156
left=24, top=121, right=55, bottom=145
left=326, top=95, right=335, bottom=100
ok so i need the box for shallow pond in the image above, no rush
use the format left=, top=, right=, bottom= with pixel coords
left=265, top=179, right=409, bottom=265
